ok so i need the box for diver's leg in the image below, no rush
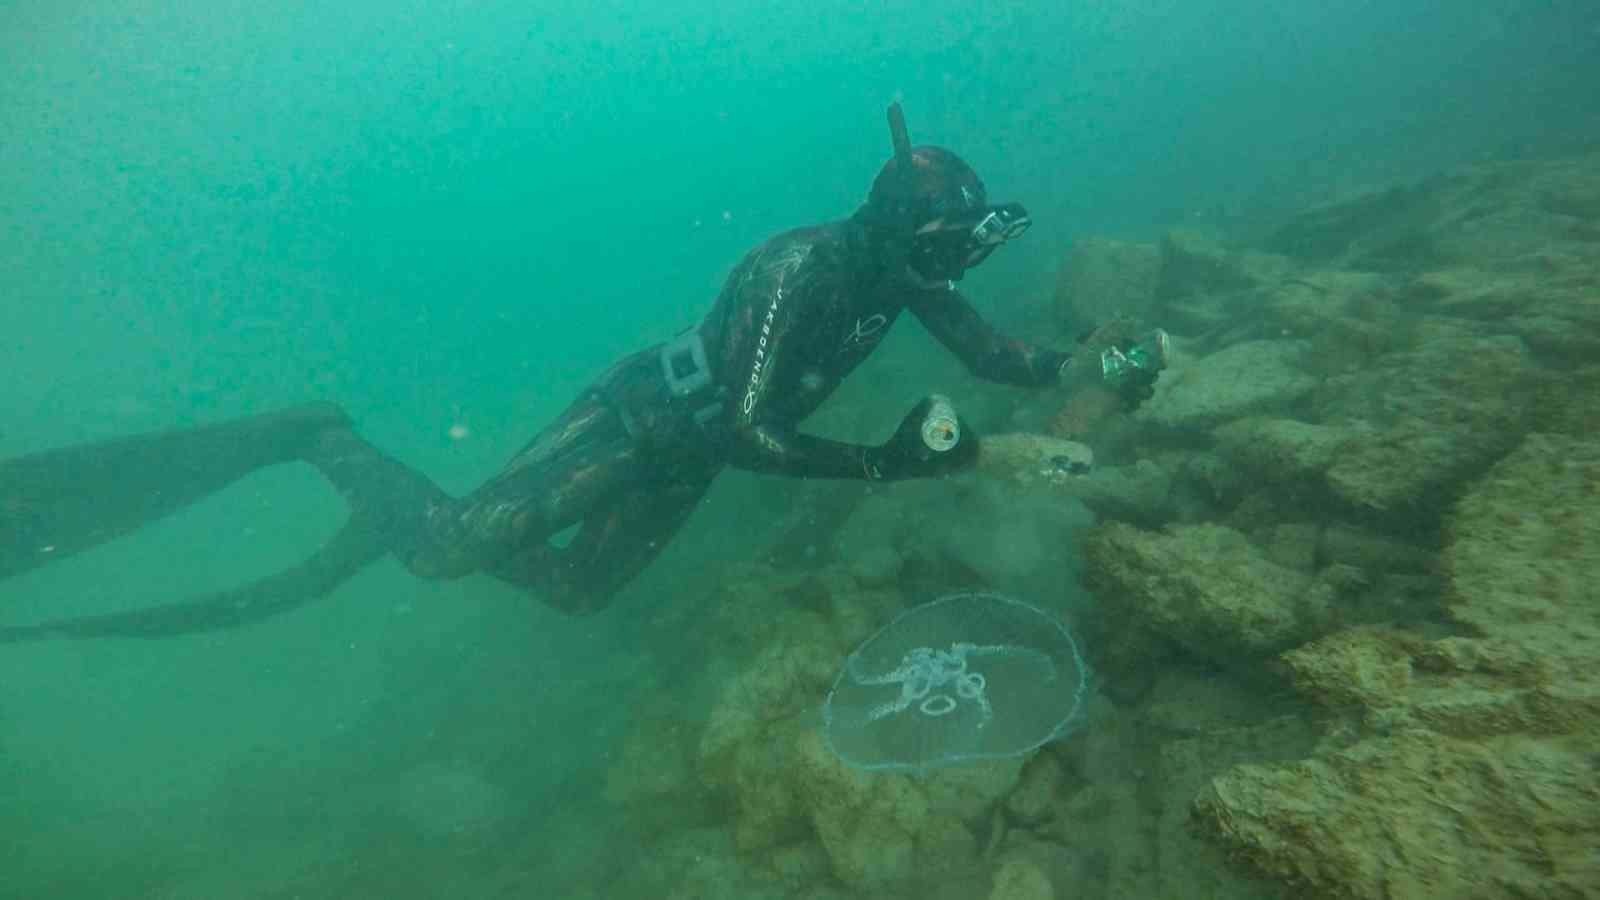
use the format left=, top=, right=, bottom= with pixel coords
left=404, top=386, right=648, bottom=580
left=444, top=356, right=721, bottom=614
left=493, top=469, right=717, bottom=615
left=0, top=403, right=351, bottom=579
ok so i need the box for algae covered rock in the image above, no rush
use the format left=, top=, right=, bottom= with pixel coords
left=696, top=626, right=841, bottom=854
left=1063, top=460, right=1174, bottom=525
left=1193, top=431, right=1600, bottom=898
left=792, top=729, right=1022, bottom=894
left=1140, top=340, right=1317, bottom=430
left=1419, top=258, right=1600, bottom=361
left=988, top=856, right=1054, bottom=900
left=978, top=432, right=1095, bottom=485
left=1054, top=236, right=1161, bottom=333
left=1216, top=327, right=1540, bottom=522
left=1444, top=432, right=1600, bottom=692
left=1084, top=522, right=1339, bottom=663
left=1156, top=230, right=1281, bottom=300
left=1214, top=417, right=1370, bottom=484
left=1054, top=230, right=1295, bottom=344
left=1262, top=155, right=1600, bottom=271
left=1213, top=339, right=1537, bottom=527
left=1002, top=750, right=1067, bottom=828
left=1195, top=731, right=1600, bottom=899
left=979, top=432, right=1172, bottom=524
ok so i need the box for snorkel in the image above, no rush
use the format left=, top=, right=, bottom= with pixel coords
left=870, top=102, right=1032, bottom=284
left=887, top=101, right=916, bottom=214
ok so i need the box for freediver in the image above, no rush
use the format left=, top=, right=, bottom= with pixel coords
left=0, top=104, right=1166, bottom=642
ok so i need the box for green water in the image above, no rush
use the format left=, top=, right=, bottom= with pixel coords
left=2, top=1, right=1596, bottom=897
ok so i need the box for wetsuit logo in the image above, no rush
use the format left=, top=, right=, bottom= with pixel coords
left=843, top=313, right=888, bottom=350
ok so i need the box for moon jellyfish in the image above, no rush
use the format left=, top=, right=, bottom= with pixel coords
left=823, top=592, right=1088, bottom=771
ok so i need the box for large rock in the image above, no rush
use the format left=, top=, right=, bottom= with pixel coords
left=1192, top=432, right=1600, bottom=898
left=1083, top=522, right=1340, bottom=664
left=979, top=432, right=1172, bottom=525
left=1139, top=340, right=1317, bottom=431
left=1214, top=417, right=1371, bottom=484
left=696, top=618, right=843, bottom=854
left=1053, top=231, right=1296, bottom=340
left=792, top=729, right=1022, bottom=894
left=1532, top=364, right=1600, bottom=437
left=1262, top=154, right=1600, bottom=271
left=1156, top=230, right=1277, bottom=300
left=1414, top=257, right=1600, bottom=362
left=1202, top=325, right=1542, bottom=526
left=1312, top=328, right=1538, bottom=521
left=1195, top=731, right=1599, bottom=899
left=1444, top=432, right=1600, bottom=724
left=1053, top=237, right=1161, bottom=334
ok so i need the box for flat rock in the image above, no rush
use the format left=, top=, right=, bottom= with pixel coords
left=1307, top=328, right=1540, bottom=521
left=980, top=433, right=1171, bottom=525
left=1214, top=417, right=1370, bottom=482
left=1140, top=340, right=1317, bottom=430
left=1082, top=521, right=1338, bottom=663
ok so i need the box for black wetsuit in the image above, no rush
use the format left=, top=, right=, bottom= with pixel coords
left=0, top=219, right=1068, bottom=641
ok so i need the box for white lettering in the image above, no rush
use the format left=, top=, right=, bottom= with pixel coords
left=739, top=253, right=805, bottom=423
left=843, top=313, right=888, bottom=349
left=743, top=293, right=781, bottom=418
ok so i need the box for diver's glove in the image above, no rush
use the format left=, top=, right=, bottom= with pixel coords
left=1059, top=322, right=1171, bottom=411
left=1100, top=328, right=1170, bottom=409
left=862, top=394, right=979, bottom=481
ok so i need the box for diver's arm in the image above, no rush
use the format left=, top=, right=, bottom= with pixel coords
left=721, top=335, right=978, bottom=482
left=906, top=284, right=1071, bottom=387
left=719, top=297, right=883, bottom=479
left=724, top=410, right=977, bottom=482
left=709, top=240, right=883, bottom=481
left=717, top=250, right=967, bottom=481
left=723, top=420, right=881, bottom=480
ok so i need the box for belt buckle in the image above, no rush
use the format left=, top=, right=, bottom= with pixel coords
left=659, top=331, right=725, bottom=429
left=661, top=331, right=713, bottom=399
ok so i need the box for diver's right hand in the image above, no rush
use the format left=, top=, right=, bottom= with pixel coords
left=863, top=395, right=979, bottom=481
left=1064, top=320, right=1170, bottom=411
left=1100, top=328, right=1170, bottom=410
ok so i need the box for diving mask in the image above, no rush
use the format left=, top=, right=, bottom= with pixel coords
left=909, top=202, right=1031, bottom=282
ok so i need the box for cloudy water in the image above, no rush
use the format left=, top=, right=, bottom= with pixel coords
left=3, top=1, right=1597, bottom=897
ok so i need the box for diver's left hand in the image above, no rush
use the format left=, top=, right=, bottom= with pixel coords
left=869, top=396, right=980, bottom=480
